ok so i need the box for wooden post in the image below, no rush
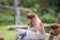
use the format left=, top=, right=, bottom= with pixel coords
left=56, top=0, right=60, bottom=23
left=13, top=0, right=21, bottom=25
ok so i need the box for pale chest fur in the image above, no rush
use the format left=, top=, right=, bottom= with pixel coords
left=53, top=34, right=60, bottom=40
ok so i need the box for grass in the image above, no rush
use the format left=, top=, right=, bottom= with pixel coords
left=0, top=26, right=17, bottom=40
left=0, top=25, right=49, bottom=40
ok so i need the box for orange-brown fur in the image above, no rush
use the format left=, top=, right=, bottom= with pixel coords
left=50, top=23, right=60, bottom=40
left=0, top=36, right=4, bottom=40
left=27, top=12, right=45, bottom=35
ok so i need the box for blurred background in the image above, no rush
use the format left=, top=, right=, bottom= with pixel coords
left=0, top=0, right=60, bottom=25
left=0, top=0, right=60, bottom=40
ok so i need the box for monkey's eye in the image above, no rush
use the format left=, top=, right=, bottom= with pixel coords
left=51, top=27, right=55, bottom=29
left=27, top=16, right=34, bottom=19
left=51, top=26, right=58, bottom=29
left=27, top=16, right=32, bottom=19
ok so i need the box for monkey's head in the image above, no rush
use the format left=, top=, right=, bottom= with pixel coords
left=27, top=12, right=36, bottom=27
left=49, top=23, right=60, bottom=36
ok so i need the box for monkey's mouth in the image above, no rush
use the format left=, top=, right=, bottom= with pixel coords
left=50, top=32, right=54, bottom=35
left=28, top=24, right=33, bottom=28
left=30, top=25, right=33, bottom=28
left=50, top=32, right=58, bottom=36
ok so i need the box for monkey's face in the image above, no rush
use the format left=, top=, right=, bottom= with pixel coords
left=27, top=12, right=36, bottom=27
left=49, top=23, right=60, bottom=36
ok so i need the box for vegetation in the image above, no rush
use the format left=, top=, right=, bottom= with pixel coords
left=0, top=26, right=16, bottom=40
left=0, top=0, right=58, bottom=40
left=0, top=8, right=57, bottom=25
left=0, top=0, right=59, bottom=25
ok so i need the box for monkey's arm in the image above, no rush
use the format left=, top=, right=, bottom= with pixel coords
left=57, top=35, right=60, bottom=40
left=37, top=23, right=45, bottom=35
left=15, top=31, right=26, bottom=40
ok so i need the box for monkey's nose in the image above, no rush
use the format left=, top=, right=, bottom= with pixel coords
left=50, top=32, right=54, bottom=35
left=28, top=24, right=30, bottom=25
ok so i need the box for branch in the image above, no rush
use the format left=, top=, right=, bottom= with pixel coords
left=0, top=4, right=13, bottom=9
left=0, top=4, right=31, bottom=11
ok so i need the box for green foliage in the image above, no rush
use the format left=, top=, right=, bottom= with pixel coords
left=0, top=0, right=58, bottom=25
left=40, top=14, right=56, bottom=23
left=40, top=8, right=57, bottom=23
left=0, top=8, right=28, bottom=25
left=0, top=7, right=57, bottom=25
left=0, top=8, right=14, bottom=25
left=20, top=10, right=27, bottom=24
left=0, top=0, right=13, bottom=5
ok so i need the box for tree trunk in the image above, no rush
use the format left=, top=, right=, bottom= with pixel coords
left=56, top=0, right=60, bottom=23
left=56, top=12, right=60, bottom=23
left=13, top=0, right=21, bottom=25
